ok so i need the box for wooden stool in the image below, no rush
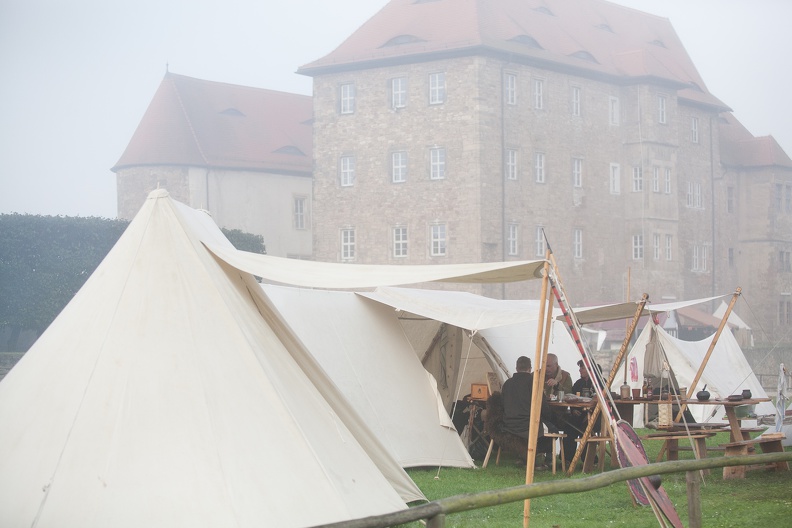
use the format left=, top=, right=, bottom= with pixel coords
left=545, top=432, right=567, bottom=474
left=720, top=433, right=788, bottom=479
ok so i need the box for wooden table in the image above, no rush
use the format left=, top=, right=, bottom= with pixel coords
left=549, top=398, right=610, bottom=472
left=678, top=398, right=770, bottom=442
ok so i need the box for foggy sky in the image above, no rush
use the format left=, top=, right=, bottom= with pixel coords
left=1, top=0, right=790, bottom=218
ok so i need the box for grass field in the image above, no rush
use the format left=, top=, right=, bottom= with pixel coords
left=402, top=429, right=792, bottom=527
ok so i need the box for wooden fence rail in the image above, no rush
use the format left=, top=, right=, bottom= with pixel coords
left=310, top=452, right=792, bottom=528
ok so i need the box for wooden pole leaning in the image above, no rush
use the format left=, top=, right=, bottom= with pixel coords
left=566, top=294, right=649, bottom=475
left=674, top=287, right=741, bottom=422
left=523, top=257, right=552, bottom=528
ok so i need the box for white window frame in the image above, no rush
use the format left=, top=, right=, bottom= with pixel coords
left=505, top=73, right=517, bottom=105
left=534, top=79, right=544, bottom=109
left=534, top=152, right=545, bottom=183
left=572, top=158, right=583, bottom=188
left=691, top=117, right=699, bottom=143
left=429, top=72, right=446, bottom=104
left=340, top=155, right=355, bottom=187
left=430, top=224, right=447, bottom=256
left=658, top=94, right=667, bottom=124
left=294, top=196, right=306, bottom=230
left=693, top=245, right=699, bottom=271
left=535, top=226, right=546, bottom=257
left=653, top=233, right=660, bottom=260
left=664, top=168, right=672, bottom=194
left=609, top=96, right=620, bottom=125
left=573, top=228, right=583, bottom=259
left=430, top=147, right=446, bottom=180
left=571, top=86, right=581, bottom=116
left=506, top=149, right=518, bottom=180
left=694, top=182, right=702, bottom=208
left=393, top=226, right=408, bottom=258
left=610, top=163, right=621, bottom=194
left=340, top=83, right=355, bottom=114
left=391, top=77, right=407, bottom=109
left=341, top=228, right=355, bottom=260
left=686, top=182, right=693, bottom=207
left=665, top=235, right=672, bottom=261
left=652, top=167, right=660, bottom=192
left=507, top=224, right=519, bottom=256
left=632, top=234, right=644, bottom=260
left=392, top=151, right=408, bottom=183
left=632, top=166, right=643, bottom=192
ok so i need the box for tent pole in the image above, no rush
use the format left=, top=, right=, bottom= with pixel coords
left=524, top=256, right=551, bottom=528
left=606, top=293, right=649, bottom=391
left=674, top=287, right=741, bottom=422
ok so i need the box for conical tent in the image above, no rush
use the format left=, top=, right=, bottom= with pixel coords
left=614, top=321, right=774, bottom=427
left=0, top=190, right=422, bottom=528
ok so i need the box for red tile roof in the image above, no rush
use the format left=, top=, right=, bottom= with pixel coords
left=719, top=113, right=792, bottom=168
left=113, top=73, right=313, bottom=175
left=298, top=0, right=726, bottom=108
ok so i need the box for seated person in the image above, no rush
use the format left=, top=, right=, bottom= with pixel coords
left=500, top=355, right=556, bottom=467
left=543, top=353, right=573, bottom=398
left=559, top=360, right=603, bottom=464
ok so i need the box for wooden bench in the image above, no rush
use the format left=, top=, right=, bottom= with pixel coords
left=575, top=436, right=612, bottom=473
left=720, top=433, right=788, bottom=479
left=641, top=432, right=717, bottom=474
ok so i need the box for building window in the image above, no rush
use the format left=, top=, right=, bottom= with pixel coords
left=429, top=72, right=446, bottom=104
left=340, top=83, right=355, bottom=114
left=609, top=96, right=620, bottom=125
left=572, top=158, right=583, bottom=188
left=534, top=79, right=544, bottom=109
left=775, top=184, right=783, bottom=211
left=694, top=182, right=702, bottom=208
left=506, top=149, right=518, bottom=180
left=340, top=155, right=355, bottom=187
left=430, top=147, right=446, bottom=180
left=573, top=229, right=583, bottom=259
left=691, top=117, right=699, bottom=143
left=664, top=168, right=672, bottom=194
left=692, top=245, right=708, bottom=272
left=341, top=228, right=355, bottom=260
left=652, top=167, right=660, bottom=192
left=632, top=234, right=644, bottom=260
left=610, top=163, right=621, bottom=194
left=535, top=226, right=546, bottom=257
left=430, top=224, right=447, bottom=256
left=393, top=226, right=408, bottom=257
left=786, top=185, right=792, bottom=212
left=727, top=186, right=735, bottom=213
left=653, top=233, right=660, bottom=260
left=294, top=196, right=307, bottom=230
left=534, top=152, right=545, bottom=183
left=632, top=166, right=643, bottom=192
left=571, top=86, right=581, bottom=116
left=779, top=298, right=792, bottom=325
left=665, top=235, right=672, bottom=261
left=658, top=94, right=667, bottom=124
left=508, top=224, right=519, bottom=256
left=392, top=151, right=408, bottom=183
left=504, top=73, right=517, bottom=105
left=780, top=251, right=791, bottom=272
left=391, top=77, right=407, bottom=109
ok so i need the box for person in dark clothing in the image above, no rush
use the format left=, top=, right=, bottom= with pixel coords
left=501, top=356, right=554, bottom=467
left=560, top=360, right=603, bottom=464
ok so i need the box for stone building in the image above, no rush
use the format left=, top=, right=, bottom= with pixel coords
left=297, top=0, right=792, bottom=343
left=113, top=72, right=313, bottom=259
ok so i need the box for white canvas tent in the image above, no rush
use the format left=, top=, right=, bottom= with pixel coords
left=613, top=321, right=774, bottom=427
left=0, top=191, right=423, bottom=527
left=261, top=284, right=475, bottom=469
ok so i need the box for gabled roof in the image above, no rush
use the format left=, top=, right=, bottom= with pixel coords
left=113, top=73, right=312, bottom=175
left=719, top=113, right=792, bottom=168
left=298, top=0, right=726, bottom=108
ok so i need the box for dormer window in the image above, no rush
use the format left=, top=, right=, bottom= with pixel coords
left=650, top=39, right=667, bottom=48
left=510, top=34, right=543, bottom=50
left=274, top=146, right=306, bottom=156
left=596, top=23, right=613, bottom=33
left=381, top=34, right=426, bottom=47
left=569, top=50, right=598, bottom=63
left=534, top=7, right=554, bottom=16
left=220, top=108, right=244, bottom=117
